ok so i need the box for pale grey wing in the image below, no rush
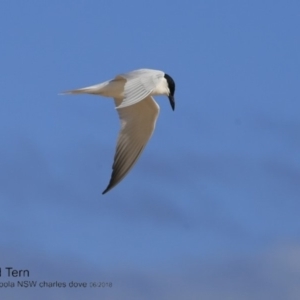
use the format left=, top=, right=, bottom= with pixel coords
left=117, top=69, right=164, bottom=80
left=102, top=96, right=160, bottom=194
left=115, top=70, right=164, bottom=109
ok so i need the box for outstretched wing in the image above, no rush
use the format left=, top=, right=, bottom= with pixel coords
left=102, top=96, right=160, bottom=194
left=115, top=69, right=164, bottom=109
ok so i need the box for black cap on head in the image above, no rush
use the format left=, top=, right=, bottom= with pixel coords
left=164, top=73, right=175, bottom=111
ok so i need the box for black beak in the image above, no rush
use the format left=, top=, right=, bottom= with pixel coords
left=168, top=95, right=175, bottom=111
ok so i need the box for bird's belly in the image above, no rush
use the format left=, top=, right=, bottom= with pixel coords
left=100, top=80, right=125, bottom=98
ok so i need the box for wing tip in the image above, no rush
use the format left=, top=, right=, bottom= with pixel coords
left=102, top=187, right=109, bottom=195
left=102, top=181, right=114, bottom=195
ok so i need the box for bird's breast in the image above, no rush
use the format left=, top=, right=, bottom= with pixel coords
left=151, top=78, right=169, bottom=96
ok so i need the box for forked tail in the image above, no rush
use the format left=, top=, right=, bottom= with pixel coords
left=60, top=81, right=110, bottom=95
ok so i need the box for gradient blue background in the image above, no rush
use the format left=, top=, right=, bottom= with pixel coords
left=1, top=1, right=300, bottom=299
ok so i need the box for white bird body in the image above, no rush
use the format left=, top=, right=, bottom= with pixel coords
left=62, top=69, right=176, bottom=194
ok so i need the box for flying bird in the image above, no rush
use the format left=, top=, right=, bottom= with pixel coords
left=62, top=69, right=176, bottom=194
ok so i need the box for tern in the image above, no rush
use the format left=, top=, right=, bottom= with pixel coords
left=62, top=69, right=176, bottom=194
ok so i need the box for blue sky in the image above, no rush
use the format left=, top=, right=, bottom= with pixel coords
left=1, top=0, right=300, bottom=299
